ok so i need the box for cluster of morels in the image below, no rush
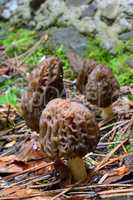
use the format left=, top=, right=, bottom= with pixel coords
left=21, top=52, right=120, bottom=182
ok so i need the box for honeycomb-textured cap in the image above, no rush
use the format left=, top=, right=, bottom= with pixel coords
left=21, top=57, right=65, bottom=132
left=39, top=98, right=99, bottom=160
left=77, top=64, right=120, bottom=108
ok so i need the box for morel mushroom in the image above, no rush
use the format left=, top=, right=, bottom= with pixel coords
left=40, top=98, right=99, bottom=182
left=77, top=64, right=120, bottom=120
left=21, top=57, right=65, bottom=132
left=68, top=51, right=120, bottom=120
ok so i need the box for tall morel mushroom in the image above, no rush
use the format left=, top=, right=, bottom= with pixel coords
left=77, top=64, right=120, bottom=120
left=68, top=51, right=120, bottom=121
left=40, top=98, right=99, bottom=182
left=21, top=57, right=65, bottom=132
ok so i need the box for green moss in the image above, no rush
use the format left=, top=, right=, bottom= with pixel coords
left=25, top=47, right=50, bottom=66
left=85, top=37, right=133, bottom=85
left=0, top=28, right=35, bottom=56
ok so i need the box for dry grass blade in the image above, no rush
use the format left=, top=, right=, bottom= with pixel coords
left=99, top=188, right=133, bottom=195
left=51, top=187, right=72, bottom=200
left=0, top=194, right=42, bottom=200
left=0, top=121, right=25, bottom=138
left=99, top=188, right=133, bottom=198
left=100, top=193, right=133, bottom=198
left=100, top=120, right=130, bottom=142
left=100, top=120, right=126, bottom=131
left=51, top=181, right=82, bottom=200
left=95, top=139, right=128, bottom=171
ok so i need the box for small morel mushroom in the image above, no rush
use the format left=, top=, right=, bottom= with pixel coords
left=77, top=64, right=120, bottom=121
left=21, top=57, right=65, bottom=132
left=39, top=98, right=99, bottom=182
left=68, top=51, right=120, bottom=121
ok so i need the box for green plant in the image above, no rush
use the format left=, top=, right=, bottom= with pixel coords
left=85, top=37, right=133, bottom=85
left=0, top=88, right=18, bottom=106
left=125, top=145, right=133, bottom=153
left=108, top=132, right=122, bottom=151
left=128, top=95, right=133, bottom=100
left=108, top=131, right=132, bottom=153
left=26, top=47, right=50, bottom=65
left=55, top=46, right=74, bottom=80
left=0, top=77, right=13, bottom=90
left=0, top=28, right=35, bottom=56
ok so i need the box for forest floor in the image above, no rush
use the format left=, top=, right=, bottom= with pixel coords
left=0, top=22, right=133, bottom=199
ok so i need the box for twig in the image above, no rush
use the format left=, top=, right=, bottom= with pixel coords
left=100, top=120, right=130, bottom=142
left=99, top=188, right=133, bottom=195
left=95, top=139, right=128, bottom=171
left=99, top=120, right=126, bottom=131
left=0, top=121, right=25, bottom=137
left=51, top=181, right=81, bottom=200
left=51, top=187, right=73, bottom=200
left=99, top=139, right=133, bottom=145
left=0, top=193, right=44, bottom=200
left=3, top=161, right=53, bottom=184
left=100, top=192, right=133, bottom=198
left=98, top=173, right=109, bottom=184
left=0, top=133, right=30, bottom=140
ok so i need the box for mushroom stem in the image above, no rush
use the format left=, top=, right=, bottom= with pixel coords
left=101, top=105, right=114, bottom=120
left=68, top=156, right=87, bottom=182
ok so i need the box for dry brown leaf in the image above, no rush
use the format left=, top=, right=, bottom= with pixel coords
left=0, top=186, right=41, bottom=198
left=17, top=137, right=46, bottom=162
left=113, top=165, right=129, bottom=176
left=0, top=185, right=55, bottom=199
left=0, top=161, right=24, bottom=173
left=101, top=165, right=130, bottom=184
left=0, top=158, right=32, bottom=174
left=0, top=155, right=16, bottom=162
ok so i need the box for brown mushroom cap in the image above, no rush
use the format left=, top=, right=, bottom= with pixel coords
left=39, top=98, right=99, bottom=160
left=77, top=64, right=120, bottom=108
left=21, top=57, right=65, bottom=132
left=67, top=50, right=96, bottom=76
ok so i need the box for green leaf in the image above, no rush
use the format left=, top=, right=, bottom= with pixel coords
left=0, top=77, right=12, bottom=89
left=128, top=95, right=133, bottom=100
left=0, top=88, right=17, bottom=106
